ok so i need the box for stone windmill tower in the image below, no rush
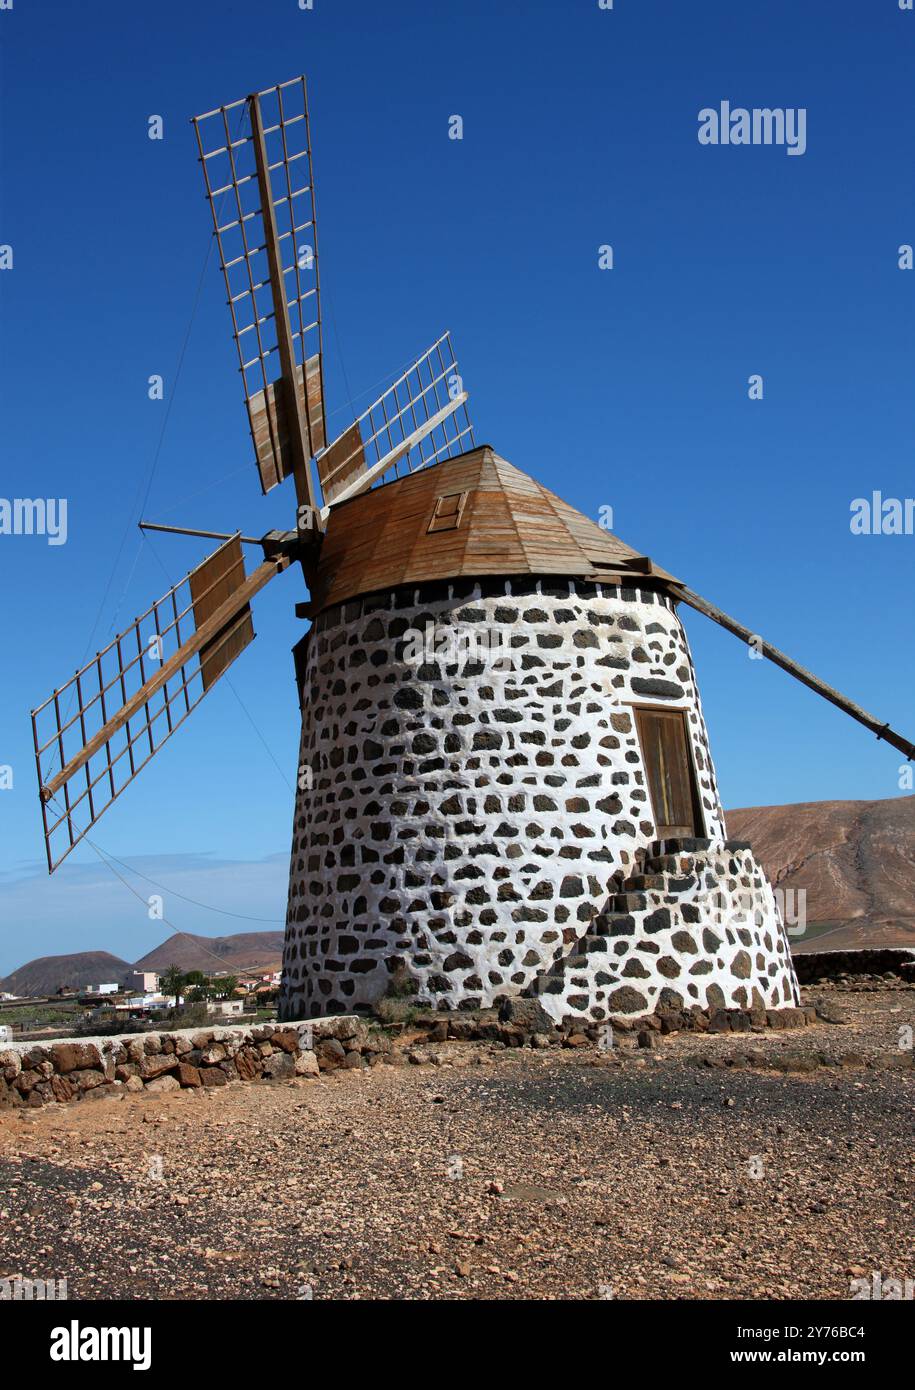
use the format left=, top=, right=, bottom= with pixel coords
left=281, top=449, right=797, bottom=1024
left=31, top=76, right=915, bottom=1029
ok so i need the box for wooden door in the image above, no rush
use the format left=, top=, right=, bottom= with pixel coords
left=634, top=707, right=703, bottom=839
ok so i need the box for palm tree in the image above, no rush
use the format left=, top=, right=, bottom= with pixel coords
left=159, top=965, right=185, bottom=1009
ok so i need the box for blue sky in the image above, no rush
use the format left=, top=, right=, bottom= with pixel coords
left=1, top=0, right=913, bottom=976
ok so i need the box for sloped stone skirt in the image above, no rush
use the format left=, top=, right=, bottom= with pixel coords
left=280, top=576, right=799, bottom=1021
left=531, top=841, right=801, bottom=1024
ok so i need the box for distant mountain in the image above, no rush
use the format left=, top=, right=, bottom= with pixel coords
left=1, top=931, right=284, bottom=997
left=0, top=950, right=131, bottom=998
left=726, top=796, right=915, bottom=951
left=133, top=931, right=284, bottom=976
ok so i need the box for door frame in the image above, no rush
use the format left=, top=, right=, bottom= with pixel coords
left=628, top=702, right=706, bottom=840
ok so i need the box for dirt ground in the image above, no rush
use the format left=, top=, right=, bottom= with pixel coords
left=1, top=982, right=913, bottom=1301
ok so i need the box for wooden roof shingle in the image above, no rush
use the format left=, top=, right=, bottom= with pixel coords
left=310, top=445, right=680, bottom=612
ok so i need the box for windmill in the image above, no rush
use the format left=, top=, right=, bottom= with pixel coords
left=31, top=76, right=915, bottom=1028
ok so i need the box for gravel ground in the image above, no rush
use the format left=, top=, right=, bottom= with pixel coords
left=1, top=984, right=912, bottom=1301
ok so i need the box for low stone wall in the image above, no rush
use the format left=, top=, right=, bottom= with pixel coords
left=0, top=1016, right=390, bottom=1108
left=792, top=948, right=915, bottom=984
left=1, top=983, right=861, bottom=1109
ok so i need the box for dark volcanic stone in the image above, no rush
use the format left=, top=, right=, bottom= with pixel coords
left=630, top=678, right=685, bottom=699
left=605, top=986, right=648, bottom=1014
left=497, top=997, right=557, bottom=1035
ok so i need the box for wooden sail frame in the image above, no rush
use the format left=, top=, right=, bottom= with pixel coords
left=192, top=77, right=324, bottom=507
left=32, top=537, right=288, bottom=871
left=316, top=331, right=473, bottom=514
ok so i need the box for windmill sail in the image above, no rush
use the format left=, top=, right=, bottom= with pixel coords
left=675, top=584, right=915, bottom=761
left=32, top=537, right=288, bottom=872
left=193, top=78, right=324, bottom=507
left=317, top=331, right=474, bottom=512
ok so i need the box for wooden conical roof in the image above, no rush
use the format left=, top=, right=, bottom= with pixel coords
left=310, top=445, right=681, bottom=613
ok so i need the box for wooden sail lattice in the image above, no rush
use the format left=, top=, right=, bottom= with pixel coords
left=31, top=537, right=279, bottom=871
left=317, top=331, right=474, bottom=510
left=193, top=78, right=325, bottom=495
